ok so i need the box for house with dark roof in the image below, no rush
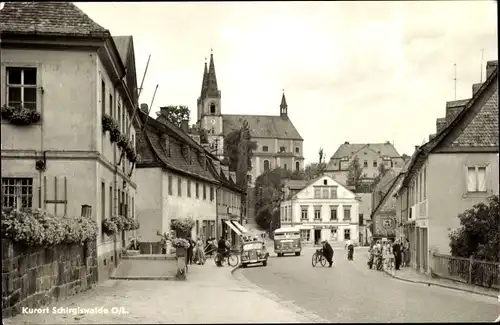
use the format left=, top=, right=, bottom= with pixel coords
left=194, top=53, right=304, bottom=187
left=394, top=60, right=498, bottom=274
left=280, top=175, right=360, bottom=245
left=325, top=142, right=405, bottom=188
left=135, top=108, right=246, bottom=251
left=0, top=2, right=140, bottom=282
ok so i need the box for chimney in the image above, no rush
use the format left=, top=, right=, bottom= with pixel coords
left=385, top=141, right=390, bottom=144
left=415, top=145, right=419, bottom=151
left=472, top=83, right=483, bottom=96
left=344, top=141, right=349, bottom=145
left=436, top=118, right=447, bottom=133
left=140, top=103, right=148, bottom=114
left=181, top=119, right=189, bottom=133
left=486, top=60, right=498, bottom=79
left=429, top=134, right=436, bottom=141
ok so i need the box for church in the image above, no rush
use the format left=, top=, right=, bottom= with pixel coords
left=196, top=52, right=305, bottom=186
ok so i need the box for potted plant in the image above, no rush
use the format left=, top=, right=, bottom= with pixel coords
left=102, top=218, right=118, bottom=236
left=102, top=114, right=114, bottom=132
left=1, top=105, right=41, bottom=125
left=117, top=134, right=129, bottom=150
left=110, top=123, right=121, bottom=143
left=170, top=217, right=195, bottom=238
left=171, top=237, right=190, bottom=257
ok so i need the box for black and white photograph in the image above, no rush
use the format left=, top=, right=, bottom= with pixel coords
left=0, top=1, right=499, bottom=323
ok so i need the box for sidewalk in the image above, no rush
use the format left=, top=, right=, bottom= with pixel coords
left=4, top=263, right=314, bottom=324
left=384, top=266, right=500, bottom=298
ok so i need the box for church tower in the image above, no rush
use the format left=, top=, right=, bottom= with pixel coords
left=197, top=51, right=224, bottom=158
left=280, top=90, right=288, bottom=118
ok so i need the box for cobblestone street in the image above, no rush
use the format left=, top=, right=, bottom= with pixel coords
left=237, top=247, right=500, bottom=323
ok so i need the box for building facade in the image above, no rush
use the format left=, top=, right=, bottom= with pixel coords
left=135, top=108, right=244, bottom=252
left=395, top=60, right=499, bottom=273
left=280, top=175, right=360, bottom=245
left=0, top=2, right=139, bottom=281
left=195, top=53, right=305, bottom=186
left=325, top=142, right=405, bottom=187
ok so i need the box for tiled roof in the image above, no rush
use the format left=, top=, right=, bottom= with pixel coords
left=222, top=114, right=303, bottom=140
left=283, top=180, right=309, bottom=190
left=329, top=142, right=401, bottom=160
left=0, top=2, right=109, bottom=38
left=112, top=36, right=131, bottom=65
left=451, top=86, right=498, bottom=148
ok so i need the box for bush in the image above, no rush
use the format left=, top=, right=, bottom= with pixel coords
left=1, top=208, right=97, bottom=247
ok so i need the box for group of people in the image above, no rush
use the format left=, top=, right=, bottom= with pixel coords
left=184, top=236, right=207, bottom=265
left=368, top=238, right=410, bottom=271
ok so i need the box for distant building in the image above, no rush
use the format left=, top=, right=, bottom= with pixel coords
left=394, top=60, right=498, bottom=274
left=280, top=175, right=360, bottom=245
left=325, top=142, right=405, bottom=187
left=195, top=53, right=305, bottom=186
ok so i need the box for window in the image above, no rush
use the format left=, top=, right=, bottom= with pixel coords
left=187, top=180, right=192, bottom=197
left=300, top=230, right=310, bottom=241
left=391, top=161, right=394, bottom=168
left=295, top=147, right=300, bottom=153
left=423, top=167, right=427, bottom=199
left=109, top=93, right=113, bottom=121
left=323, top=179, right=328, bottom=185
left=177, top=177, right=182, bottom=196
left=373, top=161, right=377, bottom=167
left=283, top=164, right=287, bottom=170
left=279, top=146, right=286, bottom=153
left=210, top=103, right=216, bottom=114
left=295, top=161, right=300, bottom=172
left=330, top=206, right=338, bottom=220
left=208, top=186, right=214, bottom=201
left=383, top=219, right=392, bottom=227
left=263, top=160, right=270, bottom=172
left=314, top=208, right=321, bottom=220
left=344, top=206, right=351, bottom=221
left=109, top=186, right=113, bottom=216
left=467, top=166, right=487, bottom=192
left=121, top=104, right=125, bottom=134
left=101, top=181, right=105, bottom=219
left=2, top=178, right=33, bottom=209
left=301, top=207, right=308, bottom=220
left=322, top=188, right=329, bottom=199
left=203, top=184, right=207, bottom=200
left=314, top=187, right=321, bottom=199
left=118, top=103, right=122, bottom=132
left=364, top=160, right=368, bottom=168
left=132, top=197, right=134, bottom=219
left=7, top=67, right=37, bottom=110
left=196, top=183, right=200, bottom=198
left=344, top=229, right=351, bottom=240
left=101, top=80, right=106, bottom=116
left=330, top=187, right=338, bottom=199
left=168, top=175, right=173, bottom=195
left=359, top=214, right=364, bottom=226
left=262, top=146, right=269, bottom=152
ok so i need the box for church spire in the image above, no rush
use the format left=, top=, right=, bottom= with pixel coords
left=200, top=57, right=208, bottom=97
left=280, top=89, right=288, bottom=118
left=206, top=49, right=219, bottom=97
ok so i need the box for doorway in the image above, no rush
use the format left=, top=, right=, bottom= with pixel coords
left=314, top=229, right=321, bottom=245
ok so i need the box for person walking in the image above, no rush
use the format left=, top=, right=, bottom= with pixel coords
left=393, top=239, right=402, bottom=270
left=195, top=237, right=205, bottom=265
left=186, top=236, right=195, bottom=265
left=322, top=240, right=334, bottom=267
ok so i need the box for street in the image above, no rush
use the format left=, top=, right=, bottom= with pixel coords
left=235, top=246, right=499, bottom=323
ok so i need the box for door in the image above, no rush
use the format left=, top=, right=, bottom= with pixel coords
left=314, top=229, right=321, bottom=244
left=422, top=228, right=428, bottom=272
left=416, top=227, right=421, bottom=270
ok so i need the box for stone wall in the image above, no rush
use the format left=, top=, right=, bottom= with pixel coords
left=1, top=239, right=98, bottom=318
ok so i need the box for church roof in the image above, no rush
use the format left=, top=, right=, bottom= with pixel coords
left=0, top=2, right=109, bottom=38
left=222, top=114, right=303, bottom=140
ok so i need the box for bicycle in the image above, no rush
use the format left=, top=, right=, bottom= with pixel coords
left=214, top=250, right=239, bottom=267
left=312, top=249, right=328, bottom=267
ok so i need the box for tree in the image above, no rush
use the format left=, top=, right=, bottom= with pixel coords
left=346, top=156, right=363, bottom=189
left=156, top=105, right=190, bottom=128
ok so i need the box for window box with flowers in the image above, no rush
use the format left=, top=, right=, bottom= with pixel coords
left=1, top=105, right=41, bottom=125
left=102, top=218, right=118, bottom=236
left=170, top=217, right=195, bottom=238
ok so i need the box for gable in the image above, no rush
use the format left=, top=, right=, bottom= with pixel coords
left=295, top=175, right=356, bottom=200
left=371, top=174, right=402, bottom=218
left=436, top=81, right=498, bottom=151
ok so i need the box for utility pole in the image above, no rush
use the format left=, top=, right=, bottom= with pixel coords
left=480, top=49, right=484, bottom=82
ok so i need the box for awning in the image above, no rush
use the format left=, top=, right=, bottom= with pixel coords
left=231, top=220, right=248, bottom=234
left=224, top=220, right=242, bottom=236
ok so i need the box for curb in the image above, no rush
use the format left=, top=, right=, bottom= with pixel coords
left=109, top=275, right=180, bottom=281
left=383, top=269, right=499, bottom=298
left=122, top=255, right=176, bottom=260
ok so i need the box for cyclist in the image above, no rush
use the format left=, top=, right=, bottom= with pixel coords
left=216, top=236, right=230, bottom=266
left=321, top=240, right=334, bottom=267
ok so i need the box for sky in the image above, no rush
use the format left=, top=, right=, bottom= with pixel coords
left=76, top=1, right=498, bottom=164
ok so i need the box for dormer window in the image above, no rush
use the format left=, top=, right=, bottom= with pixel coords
left=323, top=179, right=327, bottom=185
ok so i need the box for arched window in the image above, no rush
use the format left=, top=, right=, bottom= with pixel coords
left=263, top=160, right=270, bottom=172
left=210, top=103, right=216, bottom=114
left=295, top=161, right=300, bottom=171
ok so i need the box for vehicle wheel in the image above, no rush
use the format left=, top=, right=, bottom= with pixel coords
left=262, top=260, right=267, bottom=267
left=320, top=256, right=327, bottom=267
left=295, top=252, right=300, bottom=256
left=228, top=254, right=239, bottom=267
left=214, top=254, right=220, bottom=266
left=311, top=253, right=318, bottom=267
left=242, top=263, right=247, bottom=268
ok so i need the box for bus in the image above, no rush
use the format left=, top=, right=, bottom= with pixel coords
left=273, top=227, right=302, bottom=257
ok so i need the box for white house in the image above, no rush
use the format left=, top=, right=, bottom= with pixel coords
left=280, top=175, right=360, bottom=245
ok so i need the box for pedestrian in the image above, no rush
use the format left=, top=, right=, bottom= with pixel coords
left=195, top=237, right=205, bottom=265
left=393, top=239, right=402, bottom=270
left=186, top=236, right=195, bottom=265
left=404, top=238, right=410, bottom=267
left=322, top=240, right=334, bottom=267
